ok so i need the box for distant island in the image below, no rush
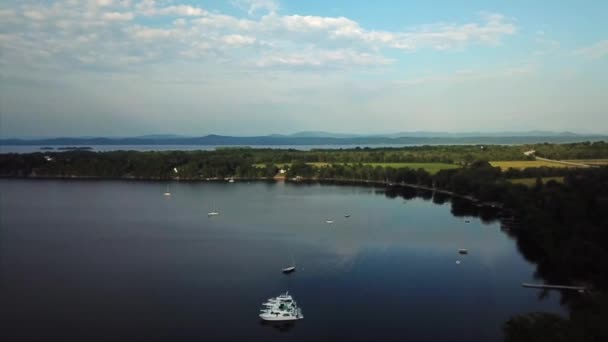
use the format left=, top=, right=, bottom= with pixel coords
left=56, top=146, right=93, bottom=151
left=2, top=131, right=608, bottom=146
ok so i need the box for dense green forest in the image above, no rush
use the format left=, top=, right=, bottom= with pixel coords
left=533, top=141, right=608, bottom=160
left=1, top=142, right=607, bottom=181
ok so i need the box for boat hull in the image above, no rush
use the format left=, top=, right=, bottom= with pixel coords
left=259, top=315, right=301, bottom=321
left=282, top=267, right=296, bottom=273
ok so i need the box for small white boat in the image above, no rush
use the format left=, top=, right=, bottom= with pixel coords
left=163, top=184, right=171, bottom=196
left=282, top=266, right=296, bottom=274
left=228, top=179, right=235, bottom=183
left=326, top=220, right=334, bottom=224
left=282, top=255, right=296, bottom=274
left=344, top=214, right=351, bottom=218
left=208, top=201, right=219, bottom=216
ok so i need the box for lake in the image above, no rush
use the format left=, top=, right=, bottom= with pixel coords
left=0, top=179, right=564, bottom=341
left=0, top=144, right=423, bottom=154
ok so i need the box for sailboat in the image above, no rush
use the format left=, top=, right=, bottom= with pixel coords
left=163, top=184, right=171, bottom=196
left=208, top=201, right=220, bottom=217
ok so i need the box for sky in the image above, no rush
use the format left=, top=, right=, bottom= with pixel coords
left=1, top=0, right=607, bottom=137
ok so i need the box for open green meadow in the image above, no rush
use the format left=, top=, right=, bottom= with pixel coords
left=356, top=163, right=460, bottom=174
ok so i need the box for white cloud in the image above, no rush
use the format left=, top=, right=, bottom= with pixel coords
left=129, top=26, right=172, bottom=40
left=0, top=33, right=16, bottom=43
left=23, top=10, right=46, bottom=21
left=234, top=0, right=279, bottom=15
left=279, top=15, right=358, bottom=32
left=96, top=0, right=113, bottom=7
left=0, top=8, right=16, bottom=18
left=138, top=3, right=207, bottom=17
left=386, top=13, right=516, bottom=50
left=0, top=1, right=517, bottom=72
left=260, top=12, right=515, bottom=51
left=256, top=49, right=393, bottom=68
left=574, top=40, right=608, bottom=59
left=102, top=11, right=133, bottom=21
left=222, top=34, right=256, bottom=46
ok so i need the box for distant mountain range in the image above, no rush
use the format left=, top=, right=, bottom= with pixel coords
left=274, top=131, right=585, bottom=139
left=1, top=131, right=606, bottom=146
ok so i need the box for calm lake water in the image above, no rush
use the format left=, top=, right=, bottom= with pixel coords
left=0, top=179, right=564, bottom=341
left=0, top=144, right=420, bottom=154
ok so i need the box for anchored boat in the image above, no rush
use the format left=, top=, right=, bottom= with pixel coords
left=208, top=201, right=220, bottom=217
left=282, top=266, right=296, bottom=274
left=259, top=292, right=304, bottom=322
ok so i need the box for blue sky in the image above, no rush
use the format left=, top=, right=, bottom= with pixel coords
left=1, top=0, right=607, bottom=137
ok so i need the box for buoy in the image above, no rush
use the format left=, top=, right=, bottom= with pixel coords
left=456, top=260, right=461, bottom=264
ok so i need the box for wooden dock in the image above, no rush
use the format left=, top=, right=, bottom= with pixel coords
left=521, top=283, right=586, bottom=292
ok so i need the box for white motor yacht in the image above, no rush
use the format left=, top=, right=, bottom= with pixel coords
left=259, top=292, right=303, bottom=321
left=259, top=307, right=303, bottom=321
left=264, top=292, right=293, bottom=304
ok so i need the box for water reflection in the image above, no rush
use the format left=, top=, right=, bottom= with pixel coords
left=259, top=320, right=296, bottom=333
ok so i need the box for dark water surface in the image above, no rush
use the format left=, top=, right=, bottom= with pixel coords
left=0, top=180, right=564, bottom=341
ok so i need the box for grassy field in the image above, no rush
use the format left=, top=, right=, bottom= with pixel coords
left=509, top=177, right=564, bottom=187
left=254, top=162, right=460, bottom=174
left=490, top=160, right=574, bottom=170
left=356, top=162, right=460, bottom=174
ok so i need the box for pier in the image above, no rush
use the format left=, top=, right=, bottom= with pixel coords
left=521, top=283, right=586, bottom=292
